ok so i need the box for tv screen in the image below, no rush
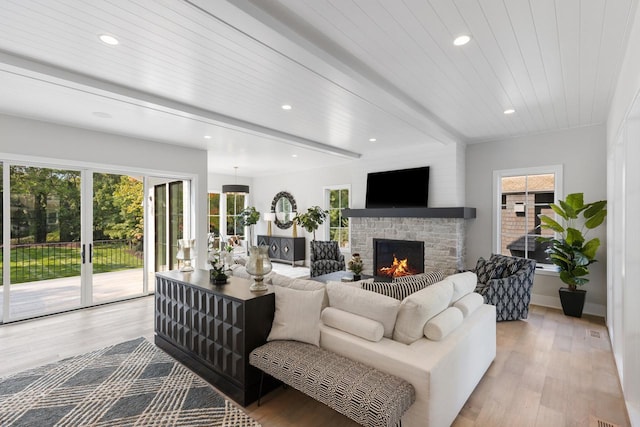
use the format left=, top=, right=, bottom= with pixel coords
left=365, top=166, right=430, bottom=208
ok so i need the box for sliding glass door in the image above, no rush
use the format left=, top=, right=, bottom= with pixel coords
left=8, top=165, right=82, bottom=319
left=1, top=160, right=193, bottom=323
left=92, top=173, right=145, bottom=304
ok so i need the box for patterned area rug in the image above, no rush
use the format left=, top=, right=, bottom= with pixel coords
left=0, top=338, right=261, bottom=427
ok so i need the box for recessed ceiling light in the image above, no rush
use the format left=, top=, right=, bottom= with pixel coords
left=92, top=111, right=112, bottom=119
left=292, top=154, right=298, bottom=158
left=204, top=135, right=212, bottom=139
left=98, top=34, right=119, bottom=46
left=504, top=108, right=516, bottom=115
left=369, top=138, right=377, bottom=142
left=281, top=104, right=292, bottom=110
left=453, top=35, right=471, bottom=46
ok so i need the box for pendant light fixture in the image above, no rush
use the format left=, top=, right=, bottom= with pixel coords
left=222, top=166, right=250, bottom=194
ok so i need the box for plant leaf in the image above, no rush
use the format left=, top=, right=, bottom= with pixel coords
left=566, top=228, right=584, bottom=246
left=571, top=266, right=589, bottom=277
left=585, top=210, right=607, bottom=229
left=559, top=200, right=577, bottom=218
left=539, top=215, right=565, bottom=232
left=582, top=237, right=601, bottom=259
left=573, top=250, right=590, bottom=266
left=559, top=271, right=576, bottom=286
left=565, top=193, right=585, bottom=210
left=584, top=200, right=606, bottom=218
left=549, top=203, right=568, bottom=220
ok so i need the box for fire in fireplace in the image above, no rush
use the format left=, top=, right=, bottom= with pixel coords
left=373, top=238, right=424, bottom=278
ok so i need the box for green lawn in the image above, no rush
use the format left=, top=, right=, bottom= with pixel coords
left=0, top=243, right=142, bottom=284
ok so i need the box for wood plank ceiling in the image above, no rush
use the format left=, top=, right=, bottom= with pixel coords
left=0, top=0, right=636, bottom=176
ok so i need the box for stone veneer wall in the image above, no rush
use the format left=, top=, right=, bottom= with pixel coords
left=350, top=217, right=467, bottom=276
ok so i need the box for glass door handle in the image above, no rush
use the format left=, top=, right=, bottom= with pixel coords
left=89, top=244, right=93, bottom=263
left=81, top=244, right=86, bottom=264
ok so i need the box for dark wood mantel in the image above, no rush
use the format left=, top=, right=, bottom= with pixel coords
left=342, top=207, right=476, bottom=219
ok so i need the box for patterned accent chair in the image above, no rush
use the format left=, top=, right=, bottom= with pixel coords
left=475, top=253, right=536, bottom=321
left=309, top=241, right=345, bottom=277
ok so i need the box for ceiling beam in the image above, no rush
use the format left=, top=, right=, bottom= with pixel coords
left=0, top=50, right=362, bottom=160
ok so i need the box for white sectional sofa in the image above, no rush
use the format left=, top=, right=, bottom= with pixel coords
left=233, top=265, right=497, bottom=427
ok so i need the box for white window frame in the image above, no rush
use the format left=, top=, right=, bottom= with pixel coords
left=324, top=185, right=351, bottom=252
left=493, top=165, right=563, bottom=274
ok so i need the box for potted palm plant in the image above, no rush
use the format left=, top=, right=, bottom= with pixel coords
left=293, top=206, right=328, bottom=240
left=538, top=193, right=607, bottom=317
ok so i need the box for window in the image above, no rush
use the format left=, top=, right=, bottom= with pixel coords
left=208, top=193, right=220, bottom=234
left=494, top=166, right=562, bottom=270
left=226, top=193, right=246, bottom=239
left=325, top=186, right=350, bottom=250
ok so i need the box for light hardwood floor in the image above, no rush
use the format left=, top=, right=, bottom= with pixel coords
left=0, top=298, right=630, bottom=427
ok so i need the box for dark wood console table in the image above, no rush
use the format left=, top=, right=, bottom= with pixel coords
left=154, top=270, right=277, bottom=406
left=257, top=235, right=305, bottom=266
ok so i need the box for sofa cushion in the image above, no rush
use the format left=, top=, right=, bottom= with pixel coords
left=326, top=282, right=400, bottom=338
left=392, top=271, right=446, bottom=300
left=362, top=281, right=399, bottom=299
left=392, top=270, right=445, bottom=285
left=454, top=292, right=484, bottom=318
left=321, top=307, right=384, bottom=342
left=423, top=307, right=464, bottom=341
left=447, top=271, right=477, bottom=303
left=393, top=280, right=454, bottom=344
left=267, top=286, right=324, bottom=346
left=269, top=273, right=295, bottom=287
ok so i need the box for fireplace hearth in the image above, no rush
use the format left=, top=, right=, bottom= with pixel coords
left=373, top=238, right=424, bottom=278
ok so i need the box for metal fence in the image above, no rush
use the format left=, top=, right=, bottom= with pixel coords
left=4, top=239, right=143, bottom=284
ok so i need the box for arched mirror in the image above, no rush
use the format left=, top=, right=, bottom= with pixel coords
left=271, top=191, right=297, bottom=229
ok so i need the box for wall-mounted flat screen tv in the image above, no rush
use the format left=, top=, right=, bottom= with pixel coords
left=365, top=166, right=430, bottom=208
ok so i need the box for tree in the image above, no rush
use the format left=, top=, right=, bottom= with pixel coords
left=107, top=176, right=144, bottom=250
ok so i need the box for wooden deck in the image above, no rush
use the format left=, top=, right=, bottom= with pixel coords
left=1, top=268, right=145, bottom=321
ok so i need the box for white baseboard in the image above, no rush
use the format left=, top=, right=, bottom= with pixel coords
left=530, top=294, right=606, bottom=318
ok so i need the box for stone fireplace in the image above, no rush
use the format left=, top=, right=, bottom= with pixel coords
left=350, top=217, right=467, bottom=276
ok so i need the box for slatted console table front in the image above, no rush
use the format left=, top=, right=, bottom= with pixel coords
left=154, top=270, right=276, bottom=406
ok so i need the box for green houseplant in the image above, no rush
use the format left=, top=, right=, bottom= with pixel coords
left=293, top=206, right=328, bottom=241
left=239, top=206, right=260, bottom=248
left=538, top=193, right=607, bottom=317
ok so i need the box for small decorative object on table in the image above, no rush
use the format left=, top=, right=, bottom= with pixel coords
left=246, top=246, right=273, bottom=292
left=177, top=239, right=196, bottom=272
left=348, top=253, right=363, bottom=281
left=208, top=249, right=228, bottom=285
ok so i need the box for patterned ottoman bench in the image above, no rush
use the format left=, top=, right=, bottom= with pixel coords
left=249, top=340, right=415, bottom=427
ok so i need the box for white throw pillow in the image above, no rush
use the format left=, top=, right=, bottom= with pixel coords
left=453, top=292, right=484, bottom=318
left=393, top=280, right=454, bottom=344
left=424, top=307, right=464, bottom=341
left=448, top=271, right=478, bottom=303
left=270, top=273, right=294, bottom=287
left=267, top=286, right=324, bottom=346
left=326, top=282, right=400, bottom=338
left=321, top=307, right=384, bottom=342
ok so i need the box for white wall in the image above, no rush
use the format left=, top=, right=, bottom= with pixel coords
left=0, top=113, right=209, bottom=266
left=606, top=3, right=640, bottom=423
left=465, top=125, right=608, bottom=316
left=241, top=143, right=465, bottom=259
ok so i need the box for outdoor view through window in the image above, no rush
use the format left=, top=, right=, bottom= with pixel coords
left=500, top=173, right=555, bottom=266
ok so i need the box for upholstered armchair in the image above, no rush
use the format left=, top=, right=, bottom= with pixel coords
left=475, top=254, right=536, bottom=321
left=309, top=241, right=345, bottom=277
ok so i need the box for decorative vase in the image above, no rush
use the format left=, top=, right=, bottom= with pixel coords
left=245, top=246, right=273, bottom=292
left=177, top=239, right=196, bottom=272
left=352, top=274, right=361, bottom=281
left=559, top=287, right=586, bottom=318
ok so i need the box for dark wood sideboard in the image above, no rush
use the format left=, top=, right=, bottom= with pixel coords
left=257, top=235, right=305, bottom=266
left=154, top=270, right=277, bottom=406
